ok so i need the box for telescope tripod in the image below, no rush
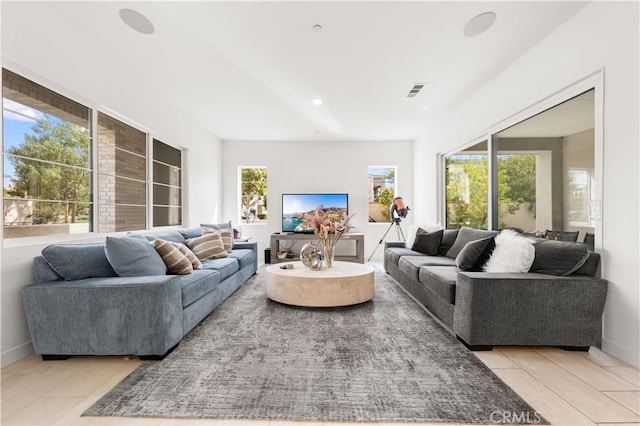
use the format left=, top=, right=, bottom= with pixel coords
left=367, top=218, right=405, bottom=262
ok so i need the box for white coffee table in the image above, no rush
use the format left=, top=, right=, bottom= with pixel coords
left=265, top=261, right=375, bottom=307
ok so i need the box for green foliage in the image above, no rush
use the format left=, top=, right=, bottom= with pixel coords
left=241, top=167, right=267, bottom=221
left=6, top=119, right=90, bottom=224
left=446, top=154, right=536, bottom=229
left=376, top=187, right=395, bottom=221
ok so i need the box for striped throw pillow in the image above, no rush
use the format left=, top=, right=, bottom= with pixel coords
left=174, top=243, right=203, bottom=270
left=153, top=239, right=193, bottom=275
left=186, top=232, right=228, bottom=260
left=202, top=226, right=233, bottom=252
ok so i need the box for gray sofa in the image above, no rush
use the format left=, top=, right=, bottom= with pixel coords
left=384, top=227, right=608, bottom=351
left=23, top=227, right=257, bottom=360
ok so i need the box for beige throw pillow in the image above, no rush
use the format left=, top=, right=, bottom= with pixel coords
left=203, top=226, right=233, bottom=252
left=186, top=232, right=229, bottom=260
left=153, top=239, right=193, bottom=275
left=174, top=242, right=203, bottom=270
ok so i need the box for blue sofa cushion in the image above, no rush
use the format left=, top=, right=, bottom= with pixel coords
left=41, top=243, right=116, bottom=281
left=139, top=231, right=186, bottom=245
left=178, top=227, right=203, bottom=239
left=179, top=270, right=221, bottom=308
left=201, top=257, right=240, bottom=281
left=227, top=248, right=257, bottom=270
left=33, top=255, right=63, bottom=282
left=105, top=235, right=167, bottom=277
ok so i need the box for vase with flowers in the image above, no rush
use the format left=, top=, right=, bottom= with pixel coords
left=302, top=205, right=355, bottom=268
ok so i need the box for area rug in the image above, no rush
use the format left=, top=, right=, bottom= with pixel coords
left=84, top=267, right=545, bottom=424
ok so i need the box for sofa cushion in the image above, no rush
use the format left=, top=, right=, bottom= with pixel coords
left=41, top=243, right=117, bottom=281
left=178, top=227, right=203, bottom=239
left=484, top=229, right=535, bottom=273
left=455, top=237, right=496, bottom=271
left=33, top=255, right=63, bottom=282
left=201, top=257, right=240, bottom=281
left=203, top=226, right=233, bottom=252
left=419, top=266, right=458, bottom=304
left=179, top=270, right=221, bottom=308
left=186, top=232, right=229, bottom=260
left=140, top=231, right=186, bottom=245
left=105, top=235, right=167, bottom=277
left=227, top=248, right=257, bottom=270
left=446, top=227, right=498, bottom=259
left=405, top=224, right=442, bottom=249
left=438, top=229, right=460, bottom=256
left=412, top=228, right=443, bottom=256
left=153, top=239, right=193, bottom=275
left=385, top=247, right=423, bottom=267
left=529, top=239, right=590, bottom=276
left=572, top=251, right=601, bottom=277
left=398, top=255, right=457, bottom=281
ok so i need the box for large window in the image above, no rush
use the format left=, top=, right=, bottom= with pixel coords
left=2, top=69, right=184, bottom=239
left=97, top=112, right=147, bottom=232
left=153, top=139, right=182, bottom=227
left=444, top=89, right=596, bottom=241
left=445, top=143, right=489, bottom=229
left=240, top=167, right=267, bottom=224
left=368, top=166, right=396, bottom=223
left=3, top=69, right=92, bottom=238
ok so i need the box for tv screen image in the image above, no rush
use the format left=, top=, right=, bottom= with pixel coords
left=282, top=193, right=348, bottom=233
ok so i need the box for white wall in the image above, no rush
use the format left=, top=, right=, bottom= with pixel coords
left=414, top=2, right=639, bottom=367
left=221, top=140, right=414, bottom=264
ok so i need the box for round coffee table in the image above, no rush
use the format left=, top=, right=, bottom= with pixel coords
left=265, top=261, right=374, bottom=307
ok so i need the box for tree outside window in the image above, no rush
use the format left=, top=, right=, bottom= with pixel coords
left=240, top=167, right=267, bottom=224
left=368, top=166, right=396, bottom=222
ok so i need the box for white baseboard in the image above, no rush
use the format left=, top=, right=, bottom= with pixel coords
left=601, top=337, right=639, bottom=369
left=1, top=341, right=34, bottom=368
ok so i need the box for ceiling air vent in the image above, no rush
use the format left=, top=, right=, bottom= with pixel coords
left=406, top=83, right=426, bottom=98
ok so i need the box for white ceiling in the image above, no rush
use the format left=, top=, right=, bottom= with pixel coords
left=1, top=1, right=589, bottom=142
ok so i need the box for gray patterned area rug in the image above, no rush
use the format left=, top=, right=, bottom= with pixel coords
left=84, top=268, right=545, bottom=424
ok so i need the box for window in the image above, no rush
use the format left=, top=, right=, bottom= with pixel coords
left=153, top=139, right=182, bottom=226
left=240, top=167, right=267, bottom=224
left=445, top=143, right=489, bottom=229
left=368, top=166, right=396, bottom=223
left=97, top=112, right=147, bottom=232
left=3, top=69, right=92, bottom=238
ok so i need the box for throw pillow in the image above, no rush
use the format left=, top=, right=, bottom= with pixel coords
left=411, top=228, right=443, bottom=256
left=186, top=232, right=229, bottom=260
left=455, top=237, right=496, bottom=271
left=203, top=226, right=233, bottom=252
left=484, top=229, right=535, bottom=273
left=529, top=239, right=590, bottom=276
left=200, top=221, right=232, bottom=231
left=105, top=235, right=167, bottom=277
left=178, top=227, right=203, bottom=239
left=405, top=224, right=442, bottom=249
left=437, top=229, right=460, bottom=256
left=175, top=243, right=203, bottom=270
left=41, top=243, right=116, bottom=281
left=446, top=227, right=499, bottom=259
left=153, top=239, right=193, bottom=275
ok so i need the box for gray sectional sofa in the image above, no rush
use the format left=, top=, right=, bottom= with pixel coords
left=23, top=226, right=257, bottom=360
left=384, top=227, right=609, bottom=351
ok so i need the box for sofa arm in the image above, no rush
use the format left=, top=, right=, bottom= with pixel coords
left=233, top=241, right=257, bottom=252
left=384, top=241, right=406, bottom=249
left=453, top=272, right=608, bottom=348
left=22, top=275, right=183, bottom=357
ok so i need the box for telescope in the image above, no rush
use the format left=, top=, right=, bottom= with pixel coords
left=390, top=196, right=410, bottom=220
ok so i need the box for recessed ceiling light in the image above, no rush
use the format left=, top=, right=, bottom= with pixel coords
left=119, top=8, right=155, bottom=35
left=463, top=12, right=496, bottom=37
left=312, top=98, right=323, bottom=105
left=313, top=24, right=323, bottom=33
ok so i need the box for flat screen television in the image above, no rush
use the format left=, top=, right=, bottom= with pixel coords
left=282, top=193, right=348, bottom=233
